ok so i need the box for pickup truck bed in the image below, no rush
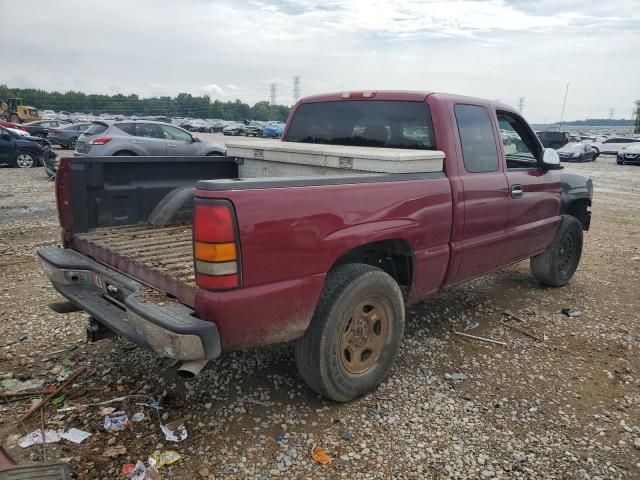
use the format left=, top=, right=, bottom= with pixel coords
left=74, top=224, right=194, bottom=285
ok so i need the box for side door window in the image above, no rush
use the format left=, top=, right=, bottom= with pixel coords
left=454, top=104, right=499, bottom=173
left=136, top=123, right=164, bottom=139
left=496, top=112, right=540, bottom=169
left=161, top=125, right=192, bottom=142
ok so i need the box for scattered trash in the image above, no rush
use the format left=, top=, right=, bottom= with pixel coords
left=20, top=369, right=84, bottom=422
left=100, top=406, right=117, bottom=416
left=161, top=420, right=188, bottom=442
left=311, top=445, right=332, bottom=465
left=19, top=429, right=62, bottom=448
left=503, top=310, right=527, bottom=323
left=274, top=433, right=285, bottom=442
left=447, top=372, right=469, bottom=382
left=104, top=411, right=129, bottom=432
left=463, top=321, right=479, bottom=331
left=453, top=331, right=507, bottom=346
left=501, top=321, right=545, bottom=342
left=0, top=378, right=45, bottom=393
left=132, top=412, right=145, bottom=422
left=148, top=450, right=182, bottom=469
left=60, top=428, right=92, bottom=444
left=562, top=308, right=583, bottom=318
left=103, top=445, right=127, bottom=457
left=123, top=460, right=160, bottom=480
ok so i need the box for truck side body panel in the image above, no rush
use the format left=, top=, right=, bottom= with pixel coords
left=195, top=175, right=453, bottom=349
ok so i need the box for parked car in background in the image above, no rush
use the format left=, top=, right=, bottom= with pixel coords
left=616, top=142, right=640, bottom=165
left=556, top=142, right=598, bottom=162
left=245, top=121, right=264, bottom=137
left=22, top=119, right=72, bottom=138
left=0, top=126, right=55, bottom=168
left=48, top=122, right=92, bottom=149
left=41, top=110, right=56, bottom=119
left=262, top=121, right=285, bottom=138
left=591, top=137, right=640, bottom=155
left=222, top=122, right=246, bottom=136
left=75, top=120, right=225, bottom=157
left=0, top=119, right=27, bottom=131
left=537, top=131, right=570, bottom=149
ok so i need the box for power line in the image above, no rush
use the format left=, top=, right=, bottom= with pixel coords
left=270, top=83, right=277, bottom=106
left=292, top=76, right=301, bottom=102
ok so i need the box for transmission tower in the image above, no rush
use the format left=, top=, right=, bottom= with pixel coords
left=634, top=100, right=640, bottom=134
left=292, top=76, right=301, bottom=102
left=517, top=97, right=525, bottom=113
left=609, top=108, right=614, bottom=120
left=270, top=83, right=277, bottom=106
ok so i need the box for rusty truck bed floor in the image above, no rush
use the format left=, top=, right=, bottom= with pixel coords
left=73, top=224, right=195, bottom=301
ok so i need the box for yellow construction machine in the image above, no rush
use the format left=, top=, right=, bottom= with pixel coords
left=1, top=98, right=41, bottom=123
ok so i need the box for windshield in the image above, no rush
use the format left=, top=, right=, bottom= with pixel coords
left=285, top=100, right=436, bottom=150
left=558, top=143, right=583, bottom=152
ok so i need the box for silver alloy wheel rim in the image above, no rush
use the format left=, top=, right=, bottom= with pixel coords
left=16, top=154, right=34, bottom=168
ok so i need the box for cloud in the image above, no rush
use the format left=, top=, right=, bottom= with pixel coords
left=2, top=0, right=639, bottom=121
left=200, top=84, right=224, bottom=96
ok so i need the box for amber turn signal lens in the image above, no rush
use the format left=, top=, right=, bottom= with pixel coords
left=194, top=241, right=237, bottom=262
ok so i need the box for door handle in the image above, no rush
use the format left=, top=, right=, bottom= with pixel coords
left=168, top=144, right=176, bottom=147
left=511, top=184, right=523, bottom=199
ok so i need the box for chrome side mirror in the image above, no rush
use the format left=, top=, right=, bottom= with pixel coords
left=542, top=148, right=562, bottom=169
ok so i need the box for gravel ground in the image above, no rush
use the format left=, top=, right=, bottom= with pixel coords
left=0, top=150, right=639, bottom=479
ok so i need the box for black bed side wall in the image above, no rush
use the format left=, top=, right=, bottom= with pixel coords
left=70, top=156, right=239, bottom=233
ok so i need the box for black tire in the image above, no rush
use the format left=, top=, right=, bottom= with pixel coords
left=14, top=150, right=38, bottom=168
left=68, top=137, right=78, bottom=149
left=295, top=263, right=405, bottom=402
left=530, top=215, right=583, bottom=287
left=113, top=151, right=136, bottom=156
left=33, top=132, right=46, bottom=138
left=206, top=151, right=223, bottom=156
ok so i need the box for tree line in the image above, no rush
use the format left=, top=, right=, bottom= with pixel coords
left=0, top=85, right=291, bottom=122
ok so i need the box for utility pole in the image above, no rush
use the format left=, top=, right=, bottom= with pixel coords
left=270, top=83, right=277, bottom=106
left=634, top=100, right=640, bottom=134
left=559, top=83, right=569, bottom=130
left=517, top=97, right=525, bottom=113
left=608, top=108, right=614, bottom=120
left=292, top=76, right=301, bottom=103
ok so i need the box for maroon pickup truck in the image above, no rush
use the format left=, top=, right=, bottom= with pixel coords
left=39, top=91, right=592, bottom=402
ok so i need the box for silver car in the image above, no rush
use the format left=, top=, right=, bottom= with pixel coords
left=75, top=120, right=225, bottom=157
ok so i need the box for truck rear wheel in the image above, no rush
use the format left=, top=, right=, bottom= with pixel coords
left=295, top=263, right=405, bottom=402
left=530, top=215, right=583, bottom=287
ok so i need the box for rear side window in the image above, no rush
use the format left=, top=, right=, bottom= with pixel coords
left=85, top=122, right=108, bottom=136
left=116, top=123, right=137, bottom=136
left=454, top=104, right=499, bottom=173
left=285, top=100, right=436, bottom=150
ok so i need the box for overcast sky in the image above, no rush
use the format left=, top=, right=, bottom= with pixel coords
left=3, top=0, right=639, bottom=122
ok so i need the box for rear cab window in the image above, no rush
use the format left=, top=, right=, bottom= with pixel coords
left=285, top=100, right=436, bottom=150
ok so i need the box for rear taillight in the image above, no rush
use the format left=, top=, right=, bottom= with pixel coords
left=90, top=137, right=112, bottom=145
left=193, top=199, right=241, bottom=291
left=341, top=91, right=376, bottom=99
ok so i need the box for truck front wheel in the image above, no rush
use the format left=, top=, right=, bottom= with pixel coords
left=530, top=215, right=583, bottom=287
left=295, top=263, right=405, bottom=402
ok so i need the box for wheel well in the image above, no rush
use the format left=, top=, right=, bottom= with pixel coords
left=206, top=151, right=223, bottom=156
left=566, top=198, right=591, bottom=230
left=330, top=239, right=414, bottom=293
left=113, top=150, right=137, bottom=156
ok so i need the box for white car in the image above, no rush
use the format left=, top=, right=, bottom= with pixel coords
left=591, top=137, right=640, bottom=155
